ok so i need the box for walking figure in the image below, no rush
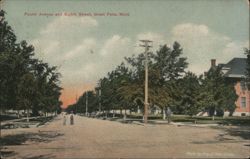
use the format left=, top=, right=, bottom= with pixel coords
left=70, top=113, right=74, bottom=125
left=63, top=115, right=66, bottom=125
left=166, top=107, right=171, bottom=124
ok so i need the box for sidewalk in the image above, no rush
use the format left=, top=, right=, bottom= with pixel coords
left=102, top=117, right=220, bottom=127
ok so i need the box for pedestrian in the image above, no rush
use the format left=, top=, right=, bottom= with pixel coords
left=166, top=107, right=172, bottom=124
left=70, top=113, right=74, bottom=125
left=63, top=115, right=66, bottom=125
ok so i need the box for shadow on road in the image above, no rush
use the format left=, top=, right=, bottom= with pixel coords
left=224, top=127, right=250, bottom=140
left=24, top=154, right=55, bottom=159
left=1, top=131, right=63, bottom=146
left=213, top=126, right=250, bottom=140
left=0, top=131, right=63, bottom=158
left=0, top=150, right=17, bottom=158
left=191, top=126, right=250, bottom=146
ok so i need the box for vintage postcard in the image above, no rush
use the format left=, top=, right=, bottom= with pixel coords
left=0, top=0, right=249, bottom=158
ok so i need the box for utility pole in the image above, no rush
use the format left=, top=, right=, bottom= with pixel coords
left=85, top=91, right=88, bottom=116
left=98, top=89, right=101, bottom=113
left=139, top=40, right=152, bottom=124
left=75, top=94, right=78, bottom=114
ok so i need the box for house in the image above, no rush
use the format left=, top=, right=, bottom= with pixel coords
left=214, top=58, right=250, bottom=116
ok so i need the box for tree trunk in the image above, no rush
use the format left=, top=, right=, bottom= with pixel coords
left=123, top=113, right=127, bottom=120
left=112, top=110, right=115, bottom=118
left=163, top=113, right=166, bottom=120
left=26, top=109, right=29, bottom=122
left=17, top=110, right=20, bottom=118
left=162, top=107, right=166, bottom=120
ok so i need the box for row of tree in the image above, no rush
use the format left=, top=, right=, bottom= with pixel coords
left=0, top=10, right=62, bottom=118
left=245, top=48, right=250, bottom=89
left=67, top=42, right=250, bottom=117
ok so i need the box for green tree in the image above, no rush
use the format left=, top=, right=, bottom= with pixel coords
left=17, top=73, right=37, bottom=121
left=222, top=84, right=238, bottom=116
left=152, top=42, right=188, bottom=116
left=245, top=48, right=250, bottom=89
left=41, top=66, right=62, bottom=116
left=75, top=91, right=98, bottom=114
left=178, top=72, right=201, bottom=116
left=0, top=10, right=18, bottom=110
left=200, top=66, right=238, bottom=117
left=0, top=10, right=62, bottom=117
left=153, top=42, right=188, bottom=82
left=118, top=42, right=188, bottom=119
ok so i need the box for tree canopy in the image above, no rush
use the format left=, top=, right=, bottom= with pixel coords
left=67, top=39, right=240, bottom=118
left=0, top=10, right=62, bottom=116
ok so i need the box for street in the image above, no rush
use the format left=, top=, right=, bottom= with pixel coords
left=1, top=115, right=250, bottom=158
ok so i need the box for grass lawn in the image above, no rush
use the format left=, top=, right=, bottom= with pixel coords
left=0, top=114, right=19, bottom=121
left=104, top=113, right=250, bottom=126
left=171, top=115, right=250, bottom=125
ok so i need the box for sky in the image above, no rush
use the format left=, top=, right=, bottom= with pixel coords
left=2, top=0, right=249, bottom=107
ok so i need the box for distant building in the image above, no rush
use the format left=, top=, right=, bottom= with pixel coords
left=215, top=58, right=250, bottom=116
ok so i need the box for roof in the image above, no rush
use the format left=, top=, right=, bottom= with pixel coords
left=219, top=58, right=247, bottom=78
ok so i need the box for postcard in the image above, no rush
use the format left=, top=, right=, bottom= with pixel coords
left=0, top=0, right=249, bottom=158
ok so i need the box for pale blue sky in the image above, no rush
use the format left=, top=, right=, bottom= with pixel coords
left=2, top=0, right=249, bottom=105
left=4, top=0, right=249, bottom=41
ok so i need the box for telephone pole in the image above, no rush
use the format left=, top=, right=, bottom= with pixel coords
left=85, top=91, right=88, bottom=116
left=98, top=89, right=101, bottom=112
left=75, top=94, right=78, bottom=114
left=139, top=40, right=153, bottom=124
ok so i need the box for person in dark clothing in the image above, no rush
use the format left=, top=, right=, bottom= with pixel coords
left=70, top=112, right=74, bottom=125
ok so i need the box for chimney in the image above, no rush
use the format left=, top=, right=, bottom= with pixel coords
left=211, top=59, right=216, bottom=67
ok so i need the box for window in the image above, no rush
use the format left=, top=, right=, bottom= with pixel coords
left=240, top=81, right=246, bottom=91
left=241, top=97, right=246, bottom=108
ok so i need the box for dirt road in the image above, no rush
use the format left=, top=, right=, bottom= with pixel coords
left=1, top=115, right=249, bottom=158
